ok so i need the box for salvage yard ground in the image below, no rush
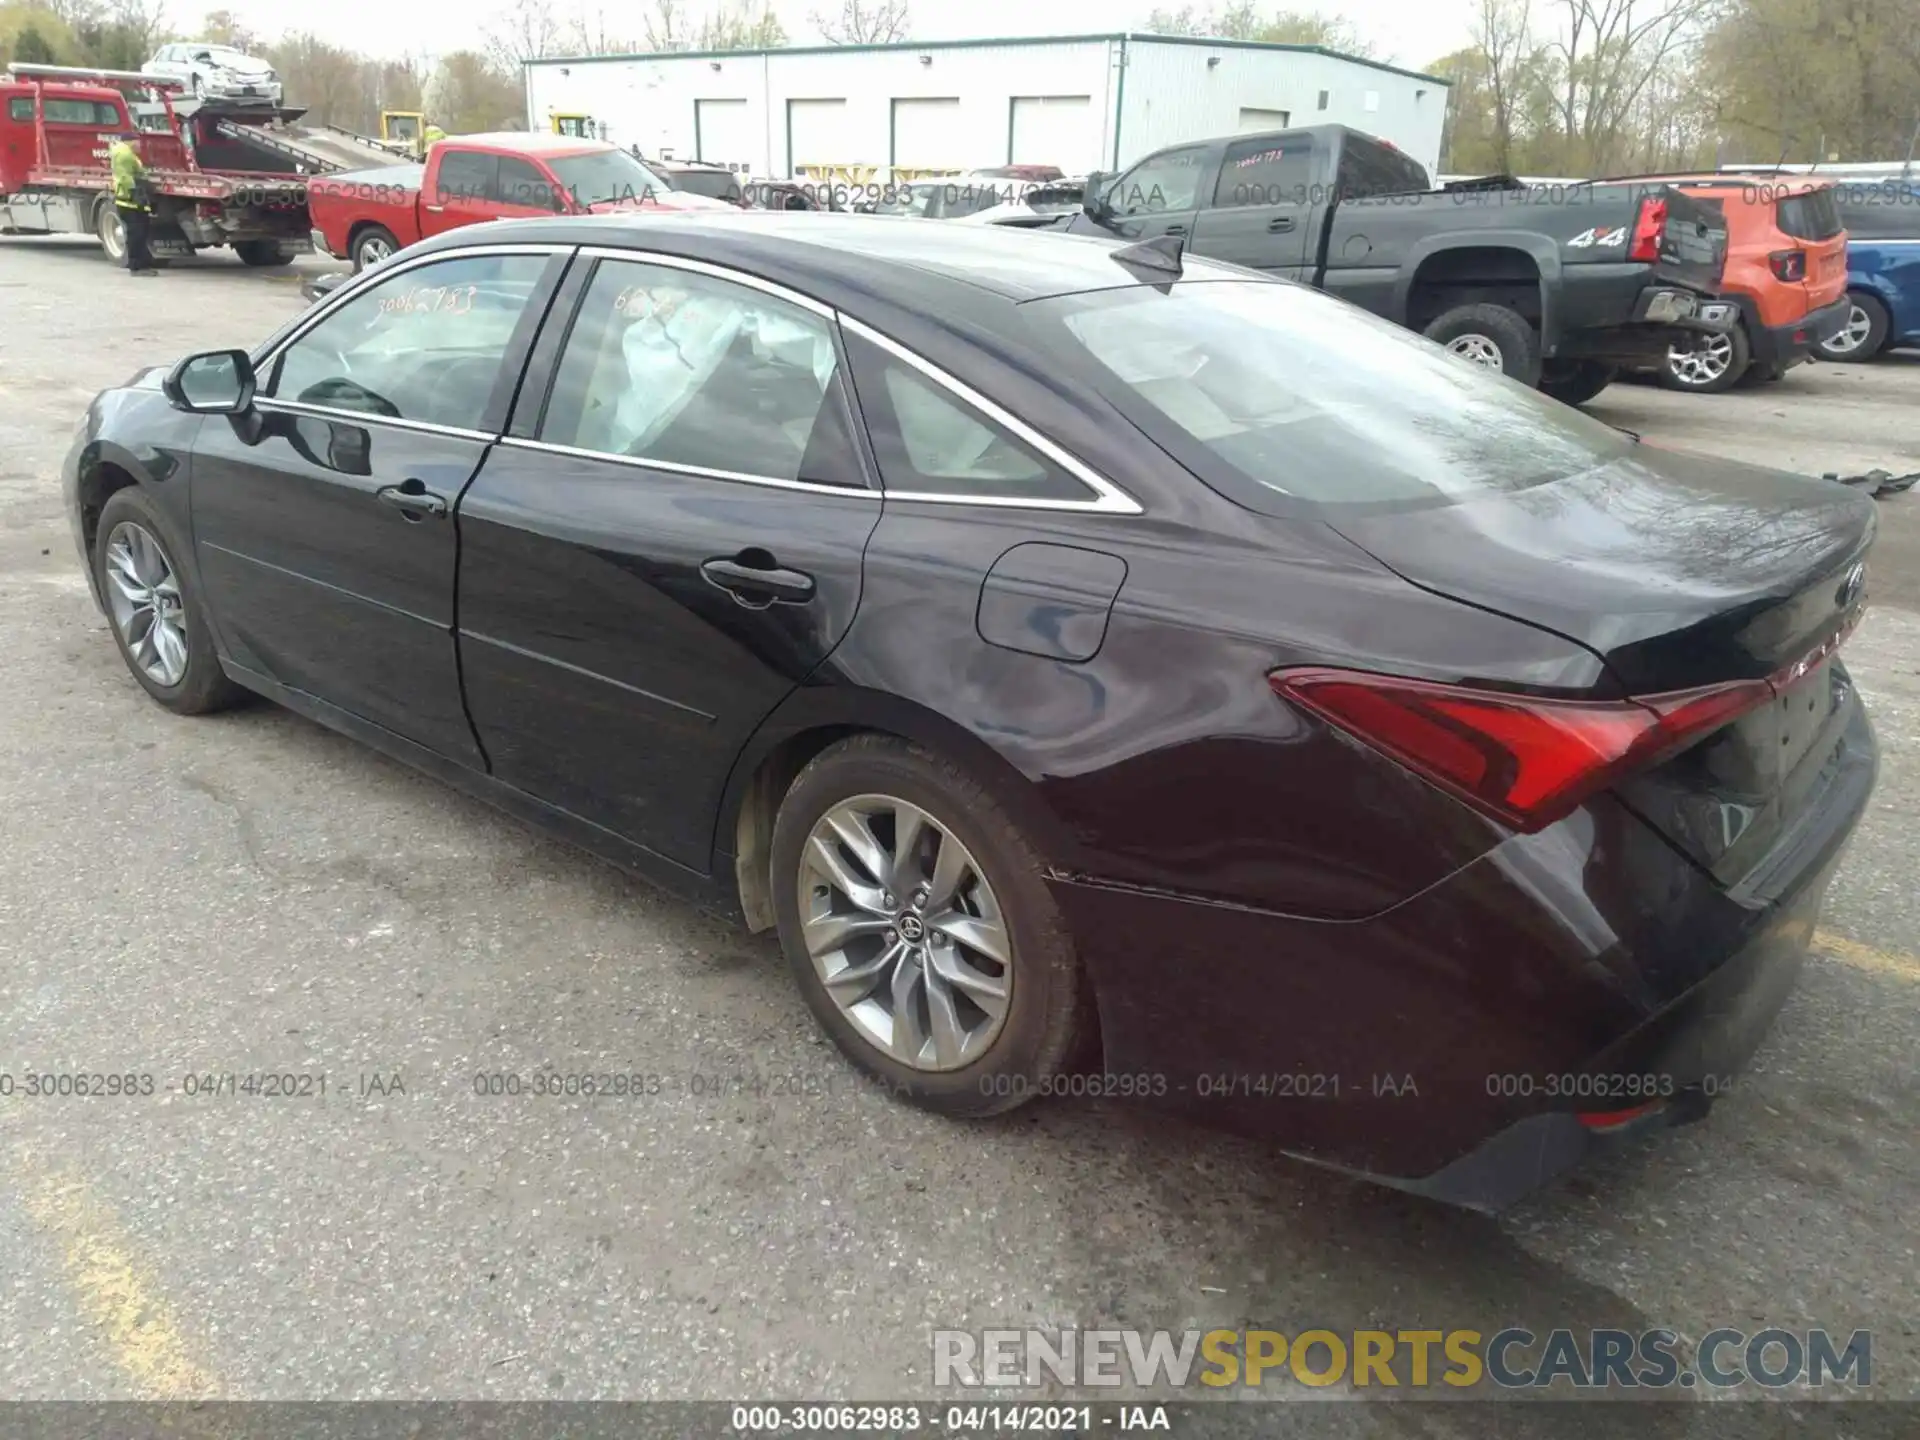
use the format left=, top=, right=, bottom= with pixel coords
left=1, top=239, right=1918, bottom=1428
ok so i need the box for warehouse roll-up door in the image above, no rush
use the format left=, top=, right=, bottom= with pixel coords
left=1009, top=95, right=1093, bottom=168
left=695, top=98, right=754, bottom=171
left=890, top=98, right=963, bottom=170
left=788, top=97, right=855, bottom=173
left=1237, top=107, right=1291, bottom=132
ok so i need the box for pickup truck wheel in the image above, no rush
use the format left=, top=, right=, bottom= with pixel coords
left=234, top=240, right=291, bottom=267
left=1423, top=304, right=1542, bottom=385
left=1661, top=324, right=1749, bottom=393
left=95, top=201, right=126, bottom=262
left=351, top=226, right=399, bottom=271
left=1816, top=295, right=1890, bottom=362
left=1537, top=361, right=1616, bottom=406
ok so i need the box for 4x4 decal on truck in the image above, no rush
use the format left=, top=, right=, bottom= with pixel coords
left=1568, top=226, right=1628, bottom=249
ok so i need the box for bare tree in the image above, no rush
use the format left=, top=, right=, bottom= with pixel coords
left=1472, top=0, right=1534, bottom=173
left=812, top=0, right=910, bottom=44
left=568, top=6, right=634, bottom=53
left=485, top=0, right=563, bottom=70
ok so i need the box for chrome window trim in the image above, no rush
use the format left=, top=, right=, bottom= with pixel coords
left=253, top=243, right=574, bottom=373
left=574, top=245, right=835, bottom=319
left=497, top=436, right=879, bottom=500
left=254, top=397, right=496, bottom=444
left=838, top=315, right=1142, bottom=516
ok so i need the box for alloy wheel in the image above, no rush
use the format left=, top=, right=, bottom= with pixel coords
left=104, top=521, right=189, bottom=687
left=358, top=234, right=392, bottom=266
left=1823, top=304, right=1873, bottom=358
left=1445, top=334, right=1504, bottom=370
left=1668, top=333, right=1734, bottom=387
left=798, top=793, right=1012, bottom=1072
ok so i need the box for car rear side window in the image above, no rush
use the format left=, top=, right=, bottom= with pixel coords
left=538, top=259, right=860, bottom=487
left=267, top=253, right=547, bottom=430
left=1213, top=136, right=1314, bottom=208
left=1776, top=188, right=1842, bottom=241
left=1338, top=136, right=1429, bottom=198
left=1038, top=280, right=1631, bottom=512
left=843, top=331, right=1097, bottom=503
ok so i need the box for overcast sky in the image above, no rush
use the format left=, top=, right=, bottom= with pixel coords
left=204, top=0, right=1476, bottom=73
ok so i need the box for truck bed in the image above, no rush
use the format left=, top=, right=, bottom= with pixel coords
left=23, top=163, right=309, bottom=201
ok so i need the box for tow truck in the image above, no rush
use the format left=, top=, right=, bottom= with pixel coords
left=0, top=62, right=397, bottom=266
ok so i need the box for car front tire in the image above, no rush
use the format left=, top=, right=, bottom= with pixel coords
left=770, top=734, right=1089, bottom=1117
left=1661, top=323, right=1750, bottom=393
left=93, top=488, right=241, bottom=715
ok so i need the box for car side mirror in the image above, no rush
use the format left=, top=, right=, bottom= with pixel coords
left=163, top=348, right=256, bottom=414
left=1081, top=170, right=1108, bottom=219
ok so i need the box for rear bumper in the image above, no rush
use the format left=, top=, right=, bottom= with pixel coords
left=1726, top=292, right=1854, bottom=369
left=1052, top=692, right=1876, bottom=1210
left=1552, top=267, right=1732, bottom=364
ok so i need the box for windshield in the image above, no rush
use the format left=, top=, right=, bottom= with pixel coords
left=669, top=169, right=741, bottom=201
left=547, top=150, right=671, bottom=207
left=1035, top=280, right=1634, bottom=511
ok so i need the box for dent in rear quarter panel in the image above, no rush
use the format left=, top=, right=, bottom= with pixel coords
left=836, top=502, right=1605, bottom=921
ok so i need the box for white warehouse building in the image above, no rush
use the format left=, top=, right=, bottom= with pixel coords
left=522, top=33, right=1451, bottom=183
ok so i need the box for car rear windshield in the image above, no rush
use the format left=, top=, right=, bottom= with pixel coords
left=547, top=150, right=671, bottom=207
left=1033, top=280, right=1633, bottom=513
left=1777, top=187, right=1842, bottom=241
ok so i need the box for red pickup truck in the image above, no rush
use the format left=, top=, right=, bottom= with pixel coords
left=308, top=132, right=728, bottom=269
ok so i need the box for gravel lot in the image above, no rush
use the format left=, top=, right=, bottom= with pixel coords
left=2, top=238, right=1918, bottom=1429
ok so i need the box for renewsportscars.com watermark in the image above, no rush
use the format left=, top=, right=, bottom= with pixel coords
left=933, top=1327, right=1871, bottom=1392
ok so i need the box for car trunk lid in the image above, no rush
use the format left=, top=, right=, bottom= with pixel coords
left=1329, top=445, right=1875, bottom=881
left=1638, top=183, right=1729, bottom=293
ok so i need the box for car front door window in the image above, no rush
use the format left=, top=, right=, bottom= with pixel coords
left=268, top=254, right=547, bottom=430
left=1111, top=149, right=1206, bottom=215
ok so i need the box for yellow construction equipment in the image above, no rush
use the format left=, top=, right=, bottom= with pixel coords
left=549, top=113, right=596, bottom=139
left=380, top=111, right=424, bottom=157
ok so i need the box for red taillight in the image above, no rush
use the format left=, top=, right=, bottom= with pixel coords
left=1628, top=195, right=1667, bottom=263
left=1769, top=248, right=1807, bottom=281
left=1270, top=664, right=1805, bottom=834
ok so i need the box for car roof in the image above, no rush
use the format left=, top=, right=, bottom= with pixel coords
left=408, top=210, right=1248, bottom=306
left=450, top=132, right=619, bottom=156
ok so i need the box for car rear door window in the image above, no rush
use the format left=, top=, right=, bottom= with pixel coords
left=436, top=149, right=498, bottom=204
left=266, top=253, right=547, bottom=430
left=1214, top=137, right=1314, bottom=207
left=843, top=331, right=1098, bottom=503
left=538, top=259, right=860, bottom=486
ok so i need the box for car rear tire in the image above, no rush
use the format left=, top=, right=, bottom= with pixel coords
left=769, top=734, right=1089, bottom=1117
left=1661, top=323, right=1750, bottom=393
left=1816, top=294, right=1890, bottom=362
left=1423, top=304, right=1542, bottom=386
left=234, top=240, right=291, bottom=267
left=93, top=489, right=242, bottom=716
left=1537, top=360, right=1616, bottom=406
left=351, top=225, right=399, bottom=271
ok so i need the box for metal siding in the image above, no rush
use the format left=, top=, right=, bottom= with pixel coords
left=1117, top=41, right=1445, bottom=176
left=526, top=40, right=1119, bottom=179
left=521, top=38, right=1443, bottom=179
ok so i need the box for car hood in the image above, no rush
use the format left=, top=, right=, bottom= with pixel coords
left=1329, top=442, right=1876, bottom=693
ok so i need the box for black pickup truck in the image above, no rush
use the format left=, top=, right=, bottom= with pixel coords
left=1054, top=126, right=1733, bottom=404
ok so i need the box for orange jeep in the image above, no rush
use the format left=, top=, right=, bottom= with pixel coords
left=1648, top=176, right=1850, bottom=392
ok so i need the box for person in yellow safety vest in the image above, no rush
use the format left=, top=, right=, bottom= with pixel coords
left=423, top=123, right=446, bottom=145
left=108, top=133, right=158, bottom=276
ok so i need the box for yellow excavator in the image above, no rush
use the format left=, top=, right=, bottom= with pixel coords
left=549, top=112, right=598, bottom=139
left=379, top=111, right=445, bottom=158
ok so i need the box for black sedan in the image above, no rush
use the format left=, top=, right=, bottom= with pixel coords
left=66, top=214, right=1877, bottom=1209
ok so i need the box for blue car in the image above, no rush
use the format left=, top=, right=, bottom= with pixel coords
left=1817, top=178, right=1920, bottom=361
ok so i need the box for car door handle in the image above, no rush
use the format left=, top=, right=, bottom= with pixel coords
left=701, top=556, right=816, bottom=607
left=422, top=204, right=445, bottom=213
left=1163, top=224, right=1187, bottom=235
left=1267, top=216, right=1296, bottom=233
left=376, top=479, right=448, bottom=520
